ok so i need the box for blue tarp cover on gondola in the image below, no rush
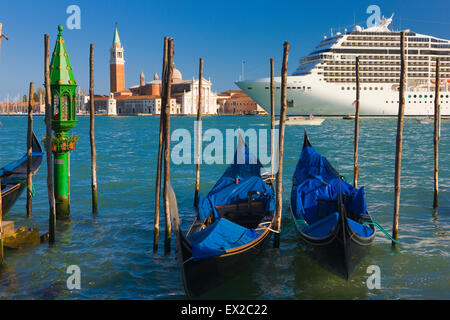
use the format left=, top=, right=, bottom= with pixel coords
left=197, top=176, right=275, bottom=220
left=188, top=218, right=259, bottom=261
left=291, top=145, right=373, bottom=237
left=197, top=143, right=275, bottom=220
left=190, top=138, right=275, bottom=261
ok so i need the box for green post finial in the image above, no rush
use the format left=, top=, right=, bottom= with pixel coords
left=58, top=24, right=63, bottom=34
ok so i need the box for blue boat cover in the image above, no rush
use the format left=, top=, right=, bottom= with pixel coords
left=190, top=140, right=275, bottom=261
left=188, top=218, right=259, bottom=261
left=197, top=143, right=274, bottom=220
left=302, top=212, right=374, bottom=238
left=291, top=145, right=373, bottom=238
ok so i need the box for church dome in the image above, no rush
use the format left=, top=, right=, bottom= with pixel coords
left=172, top=67, right=182, bottom=82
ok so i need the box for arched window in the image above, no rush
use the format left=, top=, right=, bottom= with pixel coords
left=61, top=95, right=69, bottom=120
left=53, top=94, right=60, bottom=120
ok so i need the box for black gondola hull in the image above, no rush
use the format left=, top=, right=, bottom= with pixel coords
left=1, top=184, right=25, bottom=218
left=1, top=131, right=43, bottom=218
left=292, top=210, right=374, bottom=279
left=179, top=228, right=273, bottom=297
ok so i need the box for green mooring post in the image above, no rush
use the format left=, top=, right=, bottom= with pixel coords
left=49, top=25, right=78, bottom=220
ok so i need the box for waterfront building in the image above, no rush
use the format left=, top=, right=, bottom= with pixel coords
left=93, top=94, right=178, bottom=115
left=217, top=90, right=266, bottom=115
left=129, top=69, right=220, bottom=115
left=129, top=72, right=161, bottom=96
left=171, top=73, right=220, bottom=115
left=0, top=101, right=43, bottom=114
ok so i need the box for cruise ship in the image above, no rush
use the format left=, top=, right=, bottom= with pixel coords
left=235, top=15, right=450, bottom=116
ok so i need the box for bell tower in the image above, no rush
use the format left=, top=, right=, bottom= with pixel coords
left=110, top=23, right=125, bottom=93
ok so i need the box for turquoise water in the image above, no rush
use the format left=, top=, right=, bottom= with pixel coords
left=0, top=115, right=448, bottom=299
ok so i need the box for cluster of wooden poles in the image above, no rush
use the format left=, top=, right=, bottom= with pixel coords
left=152, top=31, right=442, bottom=254
left=353, top=31, right=441, bottom=247
left=151, top=38, right=286, bottom=253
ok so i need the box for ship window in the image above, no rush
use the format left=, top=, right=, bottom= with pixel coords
left=341, top=87, right=345, bottom=90
left=440, top=95, right=443, bottom=98
left=265, top=87, right=269, bottom=89
left=247, top=87, right=252, bottom=90
left=414, top=95, right=417, bottom=98
left=419, top=95, right=422, bottom=98
left=408, top=95, right=411, bottom=98
left=347, top=87, right=350, bottom=90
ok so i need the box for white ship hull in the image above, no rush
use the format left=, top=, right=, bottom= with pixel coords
left=236, top=74, right=450, bottom=116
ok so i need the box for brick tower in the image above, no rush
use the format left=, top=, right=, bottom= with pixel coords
left=110, top=23, right=125, bottom=93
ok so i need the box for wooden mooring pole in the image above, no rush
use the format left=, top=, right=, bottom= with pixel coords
left=392, top=31, right=406, bottom=248
left=433, top=58, right=440, bottom=209
left=27, top=82, right=34, bottom=218
left=270, top=58, right=275, bottom=179
left=353, top=57, right=360, bottom=189
left=89, top=44, right=98, bottom=215
left=44, top=34, right=56, bottom=244
left=274, top=42, right=289, bottom=248
left=194, top=58, right=203, bottom=207
left=163, top=38, right=174, bottom=254
left=154, top=37, right=168, bottom=253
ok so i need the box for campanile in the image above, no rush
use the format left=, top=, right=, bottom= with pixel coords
left=110, top=23, right=125, bottom=93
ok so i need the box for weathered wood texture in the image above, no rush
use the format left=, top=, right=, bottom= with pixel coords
left=392, top=31, right=406, bottom=247
left=44, top=34, right=56, bottom=244
left=89, top=44, right=98, bottom=214
left=27, top=82, right=34, bottom=218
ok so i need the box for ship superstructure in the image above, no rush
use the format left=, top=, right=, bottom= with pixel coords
left=236, top=15, right=450, bottom=116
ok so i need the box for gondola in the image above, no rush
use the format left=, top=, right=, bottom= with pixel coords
left=169, top=136, right=276, bottom=297
left=1, top=131, right=43, bottom=217
left=290, top=131, right=375, bottom=279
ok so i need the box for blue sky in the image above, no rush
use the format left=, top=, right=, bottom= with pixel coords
left=0, top=0, right=449, bottom=101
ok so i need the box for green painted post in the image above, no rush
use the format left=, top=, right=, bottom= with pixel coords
left=49, top=25, right=78, bottom=220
